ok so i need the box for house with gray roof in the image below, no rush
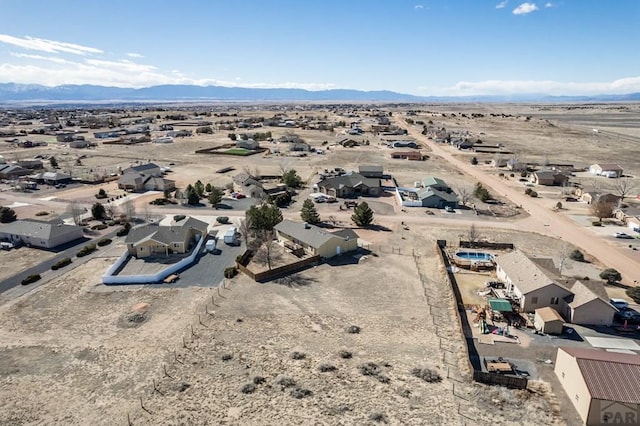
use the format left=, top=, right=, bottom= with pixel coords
left=123, top=163, right=162, bottom=177
left=0, top=164, right=30, bottom=180
left=415, top=186, right=459, bottom=208
left=589, top=163, right=624, bottom=178
left=125, top=216, right=208, bottom=258
left=317, top=172, right=381, bottom=198
left=274, top=219, right=358, bottom=259
left=0, top=219, right=83, bottom=249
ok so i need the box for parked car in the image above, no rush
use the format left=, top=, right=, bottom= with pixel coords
left=615, top=308, right=640, bottom=324
left=614, top=232, right=634, bottom=239
left=610, top=298, right=629, bottom=310
left=445, top=206, right=455, bottom=213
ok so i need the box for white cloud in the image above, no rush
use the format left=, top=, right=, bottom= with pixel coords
left=544, top=2, right=553, bottom=7
left=496, top=1, right=508, bottom=9
left=0, top=34, right=102, bottom=55
left=84, top=59, right=158, bottom=73
left=127, top=52, right=144, bottom=58
left=10, top=52, right=72, bottom=65
left=417, top=76, right=640, bottom=96
left=512, top=2, right=538, bottom=15
left=414, top=4, right=424, bottom=9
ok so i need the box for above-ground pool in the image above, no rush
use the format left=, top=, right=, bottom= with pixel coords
left=455, top=251, right=493, bottom=261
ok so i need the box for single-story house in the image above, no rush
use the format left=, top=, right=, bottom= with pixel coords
left=530, top=169, right=570, bottom=186
left=0, top=219, right=83, bottom=249
left=274, top=219, right=358, bottom=259
left=124, top=216, right=208, bottom=258
left=589, top=163, right=623, bottom=178
left=506, top=159, right=527, bottom=172
left=289, top=141, right=311, bottom=152
left=37, top=171, right=72, bottom=185
left=534, top=307, right=564, bottom=334
left=615, top=207, right=640, bottom=233
left=563, top=280, right=617, bottom=326
left=17, top=159, right=44, bottom=170
left=495, top=250, right=572, bottom=313
left=317, top=172, right=381, bottom=198
left=390, top=151, right=424, bottom=161
left=358, top=165, right=384, bottom=178
left=118, top=171, right=175, bottom=192
left=490, top=158, right=508, bottom=168
left=414, top=186, right=459, bottom=208
left=581, top=192, right=621, bottom=206
left=0, top=164, right=31, bottom=180
left=123, top=163, right=162, bottom=177
left=555, top=347, right=640, bottom=425
left=236, top=139, right=259, bottom=150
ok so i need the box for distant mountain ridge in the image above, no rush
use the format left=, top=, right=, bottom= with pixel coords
left=0, top=83, right=639, bottom=103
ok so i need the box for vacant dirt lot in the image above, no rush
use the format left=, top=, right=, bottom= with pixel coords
left=0, top=228, right=562, bottom=425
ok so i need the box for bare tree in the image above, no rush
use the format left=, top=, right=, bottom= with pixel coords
left=613, top=179, right=637, bottom=203
left=467, top=224, right=482, bottom=244
left=457, top=185, right=473, bottom=207
left=67, top=202, right=84, bottom=225
left=238, top=219, right=253, bottom=248
left=590, top=199, right=615, bottom=222
left=253, top=230, right=281, bottom=270
left=122, top=200, right=136, bottom=222
left=105, top=202, right=118, bottom=220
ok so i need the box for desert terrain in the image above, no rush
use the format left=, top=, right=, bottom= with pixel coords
left=1, top=103, right=639, bottom=424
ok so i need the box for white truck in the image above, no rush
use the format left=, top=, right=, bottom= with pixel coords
left=223, top=227, right=238, bottom=245
left=205, top=238, right=217, bottom=253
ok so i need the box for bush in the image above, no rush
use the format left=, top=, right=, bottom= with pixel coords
left=77, top=244, right=97, bottom=258
left=338, top=350, right=353, bottom=359
left=216, top=216, right=229, bottom=224
left=347, top=325, right=361, bottom=334
left=253, top=376, right=266, bottom=385
left=600, top=268, right=622, bottom=283
left=290, top=387, right=312, bottom=399
left=592, top=221, right=603, bottom=227
left=221, top=353, right=233, bottom=361
left=116, top=222, right=131, bottom=237
left=529, top=190, right=538, bottom=198
left=524, top=188, right=533, bottom=195
left=369, top=413, right=388, bottom=423
left=626, top=287, right=640, bottom=304
left=21, top=274, right=41, bottom=285
left=291, top=351, right=306, bottom=360
left=173, top=214, right=186, bottom=222
left=569, top=249, right=585, bottom=262
left=411, top=367, right=442, bottom=383
left=97, top=238, right=112, bottom=246
left=276, top=376, right=296, bottom=389
left=317, top=363, right=337, bottom=373
left=241, top=383, right=256, bottom=394
left=51, top=257, right=72, bottom=270
left=470, top=157, right=478, bottom=165
left=224, top=266, right=237, bottom=279
left=91, top=223, right=108, bottom=230
left=35, top=211, right=49, bottom=216
left=360, top=362, right=381, bottom=377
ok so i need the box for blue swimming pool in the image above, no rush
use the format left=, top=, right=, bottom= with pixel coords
left=455, top=251, right=493, bottom=261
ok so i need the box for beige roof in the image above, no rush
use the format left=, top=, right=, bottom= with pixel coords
left=559, top=347, right=640, bottom=404
left=495, top=250, right=569, bottom=295
left=567, top=280, right=613, bottom=309
left=536, top=307, right=564, bottom=323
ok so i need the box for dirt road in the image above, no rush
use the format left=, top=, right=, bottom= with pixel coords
left=395, top=117, right=640, bottom=286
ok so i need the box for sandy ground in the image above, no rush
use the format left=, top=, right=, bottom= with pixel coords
left=0, top=226, right=562, bottom=425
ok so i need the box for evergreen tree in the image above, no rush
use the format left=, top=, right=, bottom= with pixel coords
left=282, top=169, right=303, bottom=188
left=300, top=199, right=320, bottom=224
left=208, top=187, right=224, bottom=208
left=194, top=180, right=205, bottom=197
left=351, top=201, right=374, bottom=227
left=91, top=202, right=106, bottom=220
left=205, top=182, right=213, bottom=193
left=246, top=204, right=283, bottom=232
left=0, top=206, right=17, bottom=223
left=185, top=184, right=200, bottom=205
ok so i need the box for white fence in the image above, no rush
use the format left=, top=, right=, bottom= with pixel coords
left=102, top=237, right=206, bottom=285
left=396, top=187, right=423, bottom=207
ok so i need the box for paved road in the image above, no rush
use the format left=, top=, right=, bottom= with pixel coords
left=394, top=116, right=640, bottom=286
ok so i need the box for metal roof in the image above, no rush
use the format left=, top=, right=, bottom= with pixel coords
left=560, top=347, right=640, bottom=404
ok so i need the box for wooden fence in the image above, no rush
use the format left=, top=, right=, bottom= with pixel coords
left=459, top=241, right=514, bottom=250
left=235, top=251, right=321, bottom=283
left=472, top=371, right=528, bottom=389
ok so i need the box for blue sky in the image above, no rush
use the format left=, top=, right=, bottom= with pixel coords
left=0, top=0, right=638, bottom=95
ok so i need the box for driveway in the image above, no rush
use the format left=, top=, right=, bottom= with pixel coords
left=171, top=239, right=245, bottom=288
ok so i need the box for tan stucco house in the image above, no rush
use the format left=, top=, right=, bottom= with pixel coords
left=125, top=216, right=208, bottom=258
left=563, top=280, right=617, bottom=326
left=274, top=219, right=358, bottom=259
left=555, top=347, right=640, bottom=425
left=495, top=250, right=572, bottom=313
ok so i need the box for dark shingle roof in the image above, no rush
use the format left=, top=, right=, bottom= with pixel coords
left=0, top=219, right=82, bottom=241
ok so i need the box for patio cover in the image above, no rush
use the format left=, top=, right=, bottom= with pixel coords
left=489, top=299, right=513, bottom=312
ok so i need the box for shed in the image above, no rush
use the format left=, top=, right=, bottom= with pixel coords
left=534, top=307, right=564, bottom=334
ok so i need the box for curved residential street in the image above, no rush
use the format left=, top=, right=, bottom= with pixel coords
left=395, top=117, right=639, bottom=286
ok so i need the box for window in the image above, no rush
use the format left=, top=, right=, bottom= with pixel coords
left=551, top=297, right=559, bottom=305
left=174, top=243, right=180, bottom=248
left=531, top=297, right=538, bottom=304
